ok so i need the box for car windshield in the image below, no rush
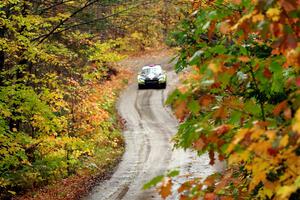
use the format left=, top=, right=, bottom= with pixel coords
left=141, top=66, right=162, bottom=75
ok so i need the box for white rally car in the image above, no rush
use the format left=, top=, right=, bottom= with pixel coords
left=137, top=64, right=167, bottom=89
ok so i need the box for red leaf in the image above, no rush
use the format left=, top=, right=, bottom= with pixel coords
left=211, top=82, right=221, bottom=89
left=267, top=147, right=278, bottom=156
left=296, top=77, right=300, bottom=87
left=263, top=67, right=272, bottom=78
left=209, top=150, right=215, bottom=165
left=273, top=100, right=287, bottom=116
left=214, top=124, right=231, bottom=136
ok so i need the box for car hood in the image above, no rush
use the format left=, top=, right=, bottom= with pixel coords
left=142, top=73, right=160, bottom=79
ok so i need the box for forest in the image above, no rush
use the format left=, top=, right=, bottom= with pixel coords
left=0, top=0, right=188, bottom=199
left=1, top=0, right=300, bottom=199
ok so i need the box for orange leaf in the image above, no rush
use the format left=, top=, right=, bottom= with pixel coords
left=159, top=179, right=172, bottom=199
left=193, top=138, right=206, bottom=150
left=178, top=181, right=191, bottom=193
left=273, top=100, right=287, bottom=116
left=214, top=124, right=231, bottom=136
left=204, top=193, right=217, bottom=200
left=220, top=21, right=231, bottom=34
left=199, top=95, right=215, bottom=107
left=180, top=194, right=189, bottom=200
left=254, top=121, right=269, bottom=128
left=283, top=108, right=292, bottom=120
left=213, top=106, right=227, bottom=119
left=174, top=100, right=188, bottom=122
left=204, top=174, right=217, bottom=186
left=238, top=56, right=250, bottom=62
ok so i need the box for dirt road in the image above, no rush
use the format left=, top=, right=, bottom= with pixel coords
left=84, top=50, right=223, bottom=200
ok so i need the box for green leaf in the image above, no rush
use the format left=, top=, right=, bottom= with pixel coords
left=188, top=99, right=200, bottom=114
left=213, top=45, right=227, bottom=54
left=244, top=100, right=261, bottom=116
left=228, top=110, right=242, bottom=125
left=167, top=170, right=180, bottom=177
left=270, top=61, right=282, bottom=73
left=143, top=175, right=164, bottom=190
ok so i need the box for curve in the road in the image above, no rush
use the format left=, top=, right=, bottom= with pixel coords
left=84, top=63, right=221, bottom=200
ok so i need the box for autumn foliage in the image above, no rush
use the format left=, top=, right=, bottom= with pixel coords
left=0, top=1, right=133, bottom=198
left=148, top=0, right=300, bottom=199
left=0, top=0, right=190, bottom=198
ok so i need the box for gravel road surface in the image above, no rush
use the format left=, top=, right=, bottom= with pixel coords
left=83, top=50, right=223, bottom=200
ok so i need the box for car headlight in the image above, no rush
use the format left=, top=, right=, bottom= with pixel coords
left=138, top=75, right=145, bottom=82
left=158, top=74, right=166, bottom=81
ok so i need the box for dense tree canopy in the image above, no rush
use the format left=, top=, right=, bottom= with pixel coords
left=0, top=0, right=187, bottom=198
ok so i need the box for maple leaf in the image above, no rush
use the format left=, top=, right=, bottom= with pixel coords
left=159, top=179, right=173, bottom=199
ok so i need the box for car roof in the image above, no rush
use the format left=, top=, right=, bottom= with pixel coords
left=142, top=64, right=162, bottom=70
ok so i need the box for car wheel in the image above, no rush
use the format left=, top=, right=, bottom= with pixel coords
left=138, top=84, right=144, bottom=89
left=160, top=83, right=166, bottom=89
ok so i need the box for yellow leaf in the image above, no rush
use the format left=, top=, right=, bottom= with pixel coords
left=277, top=185, right=297, bottom=199
left=259, top=188, right=273, bottom=199
left=250, top=128, right=265, bottom=140
left=226, top=129, right=249, bottom=153
left=292, top=108, right=300, bottom=134
left=279, top=135, right=289, bottom=148
left=208, top=62, right=221, bottom=73
left=252, top=13, right=264, bottom=23
left=266, top=7, right=281, bottom=22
